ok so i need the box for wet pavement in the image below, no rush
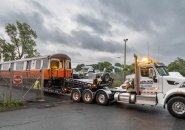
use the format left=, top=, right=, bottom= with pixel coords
left=0, top=85, right=185, bottom=130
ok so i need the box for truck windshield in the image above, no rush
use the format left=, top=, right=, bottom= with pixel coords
left=156, top=66, right=169, bottom=76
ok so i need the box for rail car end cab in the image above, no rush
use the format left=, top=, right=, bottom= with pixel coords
left=49, top=54, right=72, bottom=79
left=44, top=54, right=72, bottom=92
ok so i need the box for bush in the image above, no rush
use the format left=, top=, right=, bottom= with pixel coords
left=112, top=80, right=122, bottom=87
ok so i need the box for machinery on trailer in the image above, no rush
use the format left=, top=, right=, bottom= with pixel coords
left=71, top=54, right=185, bottom=119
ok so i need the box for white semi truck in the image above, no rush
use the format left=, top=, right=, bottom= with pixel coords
left=71, top=54, right=185, bottom=118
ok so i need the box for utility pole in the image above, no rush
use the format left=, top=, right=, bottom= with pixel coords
left=123, top=38, right=128, bottom=82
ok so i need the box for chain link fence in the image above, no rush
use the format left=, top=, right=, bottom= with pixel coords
left=0, top=70, right=44, bottom=102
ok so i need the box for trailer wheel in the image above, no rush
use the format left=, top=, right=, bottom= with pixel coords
left=82, top=90, right=93, bottom=104
left=96, top=91, right=108, bottom=105
left=71, top=90, right=81, bottom=102
left=167, top=96, right=185, bottom=119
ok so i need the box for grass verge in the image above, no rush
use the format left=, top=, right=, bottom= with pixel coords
left=0, top=100, right=24, bottom=112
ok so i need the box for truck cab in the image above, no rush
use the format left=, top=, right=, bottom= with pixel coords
left=138, top=57, right=185, bottom=102
left=116, top=56, right=185, bottom=118
left=112, top=55, right=185, bottom=118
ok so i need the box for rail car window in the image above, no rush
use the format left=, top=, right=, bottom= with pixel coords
left=36, top=59, right=41, bottom=69
left=10, top=63, right=14, bottom=71
left=26, top=61, right=31, bottom=70
left=42, top=59, right=48, bottom=68
left=31, top=60, right=36, bottom=69
left=66, top=61, right=71, bottom=69
left=2, top=63, right=10, bottom=70
left=16, top=62, right=24, bottom=70
left=50, top=60, right=59, bottom=69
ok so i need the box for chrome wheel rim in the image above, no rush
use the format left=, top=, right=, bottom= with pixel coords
left=73, top=92, right=80, bottom=101
left=84, top=93, right=91, bottom=102
left=172, top=101, right=185, bottom=114
left=98, top=94, right=106, bottom=103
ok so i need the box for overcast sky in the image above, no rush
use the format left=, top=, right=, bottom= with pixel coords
left=0, top=0, right=185, bottom=67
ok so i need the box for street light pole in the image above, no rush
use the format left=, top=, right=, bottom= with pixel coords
left=123, top=38, right=128, bottom=82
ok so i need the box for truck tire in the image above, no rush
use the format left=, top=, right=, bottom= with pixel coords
left=96, top=91, right=108, bottom=105
left=82, top=90, right=93, bottom=104
left=102, top=73, right=111, bottom=83
left=71, top=90, right=81, bottom=102
left=167, top=96, right=185, bottom=119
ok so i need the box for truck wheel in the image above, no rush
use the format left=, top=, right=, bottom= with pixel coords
left=167, top=96, right=185, bottom=119
left=102, top=73, right=111, bottom=83
left=82, top=90, right=93, bottom=104
left=71, top=90, right=81, bottom=102
left=96, top=91, right=108, bottom=105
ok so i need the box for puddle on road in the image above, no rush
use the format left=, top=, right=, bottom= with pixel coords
left=37, top=104, right=56, bottom=109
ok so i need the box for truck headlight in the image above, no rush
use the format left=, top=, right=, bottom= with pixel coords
left=180, top=82, right=185, bottom=88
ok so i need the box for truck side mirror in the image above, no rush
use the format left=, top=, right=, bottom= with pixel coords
left=149, top=68, right=155, bottom=78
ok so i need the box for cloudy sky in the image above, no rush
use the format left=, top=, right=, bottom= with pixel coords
left=0, top=0, right=185, bottom=67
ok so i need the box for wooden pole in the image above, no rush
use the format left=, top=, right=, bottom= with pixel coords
left=9, top=70, right=13, bottom=101
left=40, top=69, right=45, bottom=101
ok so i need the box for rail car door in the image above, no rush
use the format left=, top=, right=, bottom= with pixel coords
left=50, top=59, right=60, bottom=78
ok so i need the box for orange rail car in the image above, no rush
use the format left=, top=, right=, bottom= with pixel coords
left=0, top=54, right=72, bottom=92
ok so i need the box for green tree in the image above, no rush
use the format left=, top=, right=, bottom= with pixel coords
left=88, top=64, right=99, bottom=70
left=97, top=61, right=112, bottom=71
left=114, top=63, right=122, bottom=67
left=2, top=42, right=15, bottom=61
left=75, top=64, right=85, bottom=71
left=0, top=21, right=39, bottom=61
left=168, top=58, right=185, bottom=76
left=126, top=63, right=135, bottom=74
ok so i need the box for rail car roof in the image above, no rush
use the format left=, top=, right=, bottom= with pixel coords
left=0, top=53, right=71, bottom=64
left=49, top=54, right=71, bottom=61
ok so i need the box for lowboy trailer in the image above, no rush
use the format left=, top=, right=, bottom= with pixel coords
left=71, top=54, right=185, bottom=119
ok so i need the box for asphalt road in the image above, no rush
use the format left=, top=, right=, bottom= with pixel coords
left=0, top=93, right=184, bottom=130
